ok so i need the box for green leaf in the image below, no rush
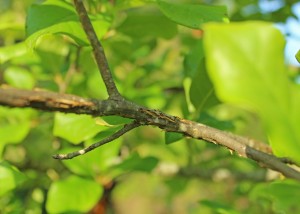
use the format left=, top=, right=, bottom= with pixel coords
left=34, top=34, right=70, bottom=73
left=183, top=40, right=219, bottom=112
left=164, top=177, right=188, bottom=195
left=0, top=107, right=34, bottom=156
left=157, top=0, right=228, bottom=29
left=183, top=39, right=205, bottom=78
left=53, top=113, right=105, bottom=144
left=101, top=116, right=133, bottom=126
left=0, top=43, right=27, bottom=64
left=203, top=21, right=300, bottom=162
left=0, top=161, right=26, bottom=196
left=26, top=0, right=111, bottom=47
left=0, top=21, right=24, bottom=41
left=117, top=5, right=177, bottom=39
left=46, top=175, right=103, bottom=213
left=250, top=180, right=300, bottom=213
left=200, top=200, right=240, bottom=214
left=4, top=66, right=35, bottom=89
left=86, top=67, right=108, bottom=99
left=189, top=59, right=219, bottom=112
left=296, top=49, right=300, bottom=63
left=165, top=132, right=183, bottom=144
left=110, top=153, right=159, bottom=177
left=197, top=112, right=234, bottom=131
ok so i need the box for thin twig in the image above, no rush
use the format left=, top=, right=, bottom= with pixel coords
left=73, top=0, right=121, bottom=99
left=53, top=121, right=141, bottom=159
left=246, top=146, right=300, bottom=180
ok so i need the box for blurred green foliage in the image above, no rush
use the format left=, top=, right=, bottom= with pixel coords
left=0, top=0, right=300, bottom=213
left=204, top=22, right=300, bottom=162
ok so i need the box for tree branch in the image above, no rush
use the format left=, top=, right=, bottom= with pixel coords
left=1, top=1, right=299, bottom=181
left=73, top=0, right=121, bottom=99
left=53, top=121, right=141, bottom=159
left=1, top=87, right=300, bottom=180
left=0, top=86, right=99, bottom=115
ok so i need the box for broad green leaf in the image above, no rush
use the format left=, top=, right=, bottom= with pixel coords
left=110, top=153, right=159, bottom=177
left=117, top=5, right=177, bottom=39
left=183, top=39, right=205, bottom=78
left=0, top=107, right=34, bottom=156
left=26, top=0, right=111, bottom=47
left=0, top=22, right=24, bottom=39
left=190, top=75, right=217, bottom=113
left=189, top=59, right=219, bottom=112
left=101, top=116, right=133, bottom=125
left=157, top=0, right=228, bottom=29
left=33, top=34, right=70, bottom=73
left=46, top=175, right=103, bottom=213
left=4, top=67, right=35, bottom=89
left=165, top=132, right=183, bottom=144
left=250, top=180, right=300, bottom=213
left=164, top=177, right=188, bottom=195
left=0, top=43, right=27, bottom=64
left=203, top=22, right=300, bottom=162
left=296, top=49, right=300, bottom=63
left=183, top=40, right=219, bottom=112
left=86, top=66, right=108, bottom=99
left=0, top=161, right=26, bottom=196
left=114, top=0, right=152, bottom=10
left=200, top=200, right=240, bottom=214
left=53, top=113, right=105, bottom=144
left=197, top=112, right=234, bottom=131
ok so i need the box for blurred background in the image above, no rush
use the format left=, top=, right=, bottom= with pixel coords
left=1, top=0, right=300, bottom=213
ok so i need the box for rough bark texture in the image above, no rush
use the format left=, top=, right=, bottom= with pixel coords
left=1, top=87, right=300, bottom=180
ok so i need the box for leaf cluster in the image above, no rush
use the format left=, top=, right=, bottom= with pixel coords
left=1, top=0, right=300, bottom=213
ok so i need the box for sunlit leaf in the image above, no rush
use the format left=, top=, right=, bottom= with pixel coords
left=203, top=22, right=300, bottom=162
left=0, top=107, right=34, bottom=156
left=0, top=43, right=27, bottom=64
left=26, top=0, right=111, bottom=48
left=33, top=34, right=70, bottom=73
left=46, top=175, right=103, bottom=213
left=4, top=66, right=35, bottom=89
left=296, top=49, right=300, bottom=63
left=53, top=113, right=105, bottom=144
left=0, top=161, right=26, bottom=196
